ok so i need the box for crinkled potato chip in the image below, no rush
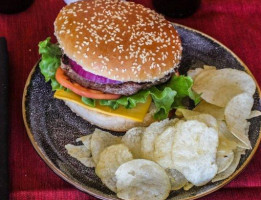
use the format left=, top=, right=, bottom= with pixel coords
left=237, top=147, right=247, bottom=155
left=172, top=120, right=218, bottom=186
left=175, top=108, right=201, bottom=118
left=122, top=127, right=145, bottom=158
left=176, top=108, right=218, bottom=129
left=187, top=65, right=216, bottom=80
left=183, top=182, right=194, bottom=191
left=248, top=110, right=261, bottom=119
left=218, top=131, right=237, bottom=153
left=76, top=134, right=92, bottom=149
left=218, top=121, right=247, bottom=149
left=217, top=121, right=238, bottom=152
left=193, top=68, right=217, bottom=84
left=187, top=114, right=218, bottom=129
left=91, top=129, right=121, bottom=164
left=166, top=169, right=188, bottom=190
left=65, top=144, right=95, bottom=168
left=115, top=159, right=171, bottom=200
left=192, top=68, right=256, bottom=107
left=217, top=122, right=237, bottom=173
left=193, top=100, right=225, bottom=120
left=216, top=151, right=234, bottom=174
left=212, top=149, right=243, bottom=182
left=245, top=122, right=251, bottom=138
left=95, top=144, right=133, bottom=192
left=141, top=119, right=176, bottom=160
left=187, top=68, right=203, bottom=80
left=154, top=124, right=178, bottom=169
left=224, top=93, right=253, bottom=149
left=203, top=65, right=216, bottom=70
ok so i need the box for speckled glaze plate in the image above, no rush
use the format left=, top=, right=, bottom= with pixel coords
left=23, top=24, right=261, bottom=200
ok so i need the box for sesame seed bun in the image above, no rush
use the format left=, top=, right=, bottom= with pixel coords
left=54, top=0, right=182, bottom=82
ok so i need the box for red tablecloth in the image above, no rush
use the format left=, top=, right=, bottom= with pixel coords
left=1, top=0, right=261, bottom=199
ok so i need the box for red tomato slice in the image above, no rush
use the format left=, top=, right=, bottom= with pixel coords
left=55, top=67, right=121, bottom=100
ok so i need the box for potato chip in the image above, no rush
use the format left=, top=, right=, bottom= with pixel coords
left=192, top=68, right=256, bottom=107
left=176, top=108, right=218, bottom=129
left=91, top=129, right=121, bottom=164
left=115, top=159, right=171, bottom=200
left=122, top=127, right=145, bottom=158
left=218, top=121, right=238, bottom=150
left=141, top=119, right=177, bottom=160
left=248, top=110, right=261, bottom=119
left=216, top=151, right=234, bottom=174
left=218, top=121, right=247, bottom=149
left=165, top=169, right=187, bottom=190
left=203, top=65, right=216, bottom=70
left=245, top=122, right=251, bottom=137
left=187, top=65, right=216, bottom=80
left=76, top=134, right=92, bottom=149
left=154, top=125, right=178, bottom=169
left=224, top=93, right=253, bottom=149
left=175, top=108, right=201, bottom=118
left=187, top=68, right=203, bottom=80
left=188, top=114, right=218, bottom=129
left=212, top=149, right=243, bottom=182
left=172, top=120, right=218, bottom=186
left=65, top=144, right=95, bottom=167
left=216, top=122, right=237, bottom=173
left=237, top=147, right=247, bottom=155
left=183, top=182, right=194, bottom=191
left=95, top=144, right=133, bottom=192
left=193, top=100, right=225, bottom=120
left=193, top=68, right=216, bottom=84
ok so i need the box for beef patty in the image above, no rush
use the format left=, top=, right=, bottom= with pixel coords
left=61, top=55, right=173, bottom=96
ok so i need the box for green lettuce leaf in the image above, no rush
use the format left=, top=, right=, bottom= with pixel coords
left=99, top=99, right=119, bottom=110
left=38, top=37, right=63, bottom=90
left=100, top=90, right=151, bottom=110
left=150, top=87, right=177, bottom=120
left=162, top=75, right=201, bottom=104
left=82, top=97, right=96, bottom=107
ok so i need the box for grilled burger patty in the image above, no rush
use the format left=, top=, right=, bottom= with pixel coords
left=61, top=55, right=173, bottom=96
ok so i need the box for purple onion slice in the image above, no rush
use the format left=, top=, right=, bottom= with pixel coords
left=69, top=59, right=122, bottom=84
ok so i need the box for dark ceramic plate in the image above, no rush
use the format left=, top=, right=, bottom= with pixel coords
left=23, top=24, right=261, bottom=200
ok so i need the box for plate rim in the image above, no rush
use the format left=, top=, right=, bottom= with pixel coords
left=22, top=23, right=261, bottom=200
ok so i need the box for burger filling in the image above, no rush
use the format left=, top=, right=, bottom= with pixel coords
left=38, top=37, right=201, bottom=120
left=61, top=55, right=173, bottom=96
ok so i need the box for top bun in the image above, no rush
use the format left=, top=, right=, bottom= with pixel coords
left=54, top=0, right=182, bottom=82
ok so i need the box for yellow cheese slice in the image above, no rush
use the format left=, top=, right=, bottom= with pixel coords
left=54, top=90, right=152, bottom=122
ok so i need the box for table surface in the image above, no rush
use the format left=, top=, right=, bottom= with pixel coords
left=1, top=0, right=261, bottom=199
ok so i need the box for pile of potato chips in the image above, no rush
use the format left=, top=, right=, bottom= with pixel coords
left=65, top=67, right=260, bottom=200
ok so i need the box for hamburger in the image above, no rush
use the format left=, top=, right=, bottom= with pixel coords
left=38, top=0, right=199, bottom=131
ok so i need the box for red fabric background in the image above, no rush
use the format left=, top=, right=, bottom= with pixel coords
left=0, top=0, right=260, bottom=199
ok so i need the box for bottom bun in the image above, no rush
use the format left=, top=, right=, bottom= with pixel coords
left=64, top=100, right=156, bottom=132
